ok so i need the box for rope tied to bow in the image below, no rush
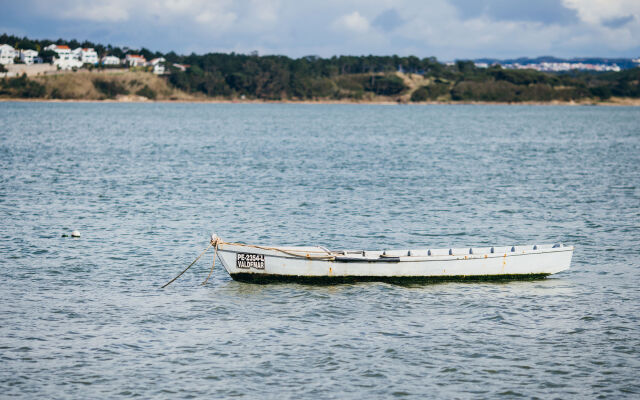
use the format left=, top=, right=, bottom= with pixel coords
left=161, top=235, right=221, bottom=288
left=161, top=233, right=336, bottom=288
left=200, top=238, right=220, bottom=286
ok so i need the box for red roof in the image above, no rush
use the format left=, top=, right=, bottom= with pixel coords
left=57, top=45, right=70, bottom=50
left=128, top=54, right=144, bottom=59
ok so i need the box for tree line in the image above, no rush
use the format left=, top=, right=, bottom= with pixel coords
left=1, top=33, right=639, bottom=102
left=155, top=54, right=640, bottom=101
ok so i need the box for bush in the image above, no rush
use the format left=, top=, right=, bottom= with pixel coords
left=336, top=76, right=364, bottom=92
left=363, top=74, right=406, bottom=95
left=290, top=77, right=313, bottom=99
left=554, top=86, right=591, bottom=101
left=427, top=83, right=449, bottom=99
left=411, top=83, right=449, bottom=102
left=610, top=80, right=640, bottom=98
left=168, top=71, right=192, bottom=92
left=50, top=88, right=64, bottom=99
left=20, top=81, right=46, bottom=98
left=410, top=87, right=428, bottom=102
left=198, top=72, right=232, bottom=97
left=589, top=86, right=611, bottom=100
left=135, top=85, right=156, bottom=99
left=309, top=78, right=335, bottom=98
left=39, top=50, right=56, bottom=64
left=0, top=74, right=46, bottom=98
left=490, top=69, right=557, bottom=86
left=93, top=78, right=128, bottom=98
left=451, top=81, right=518, bottom=102
left=519, top=84, right=555, bottom=101
left=451, top=81, right=568, bottom=102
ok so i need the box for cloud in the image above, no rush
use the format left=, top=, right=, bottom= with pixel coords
left=450, top=0, right=578, bottom=24
left=195, top=11, right=236, bottom=26
left=563, top=0, right=640, bottom=25
left=1, top=0, right=639, bottom=58
left=247, top=0, right=280, bottom=24
left=191, top=4, right=237, bottom=29
left=32, top=0, right=240, bottom=27
left=39, top=0, right=132, bottom=22
left=602, top=15, right=635, bottom=29
left=333, top=11, right=370, bottom=34
left=372, top=9, right=404, bottom=32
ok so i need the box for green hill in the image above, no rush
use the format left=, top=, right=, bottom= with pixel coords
left=1, top=33, right=639, bottom=103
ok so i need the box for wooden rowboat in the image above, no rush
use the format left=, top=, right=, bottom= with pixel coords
left=212, top=235, right=573, bottom=283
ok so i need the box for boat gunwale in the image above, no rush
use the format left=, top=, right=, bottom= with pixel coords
left=217, top=243, right=574, bottom=263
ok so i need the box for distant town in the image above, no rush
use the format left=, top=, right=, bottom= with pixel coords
left=0, top=43, right=187, bottom=77
left=473, top=61, right=623, bottom=72
left=2, top=39, right=639, bottom=78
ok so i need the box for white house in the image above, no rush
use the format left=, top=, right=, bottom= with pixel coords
left=0, top=44, right=17, bottom=65
left=45, top=44, right=82, bottom=69
left=100, top=55, right=121, bottom=65
left=45, top=44, right=71, bottom=60
left=150, top=57, right=166, bottom=74
left=125, top=54, right=147, bottom=67
left=19, top=49, right=39, bottom=65
left=72, top=47, right=99, bottom=65
left=173, top=63, right=188, bottom=72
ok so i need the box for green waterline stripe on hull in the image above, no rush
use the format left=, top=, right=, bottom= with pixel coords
left=229, top=273, right=552, bottom=285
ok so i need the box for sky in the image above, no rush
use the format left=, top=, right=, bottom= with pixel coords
left=1, top=0, right=639, bottom=60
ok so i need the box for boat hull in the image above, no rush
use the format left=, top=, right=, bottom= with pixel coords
left=216, top=243, right=573, bottom=283
left=228, top=272, right=551, bottom=284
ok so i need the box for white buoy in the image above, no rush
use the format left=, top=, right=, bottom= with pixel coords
left=71, top=230, right=81, bottom=238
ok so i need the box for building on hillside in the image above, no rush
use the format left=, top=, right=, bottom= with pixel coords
left=44, top=44, right=82, bottom=69
left=125, top=54, right=147, bottom=67
left=173, top=63, right=188, bottom=72
left=0, top=44, right=17, bottom=65
left=507, top=61, right=621, bottom=72
left=72, top=48, right=99, bottom=65
left=19, top=49, right=39, bottom=64
left=150, top=57, right=166, bottom=74
left=101, top=55, right=121, bottom=65
left=44, top=44, right=70, bottom=61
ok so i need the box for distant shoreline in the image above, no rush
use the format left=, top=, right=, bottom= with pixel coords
left=2, top=68, right=639, bottom=106
left=2, top=97, right=639, bottom=106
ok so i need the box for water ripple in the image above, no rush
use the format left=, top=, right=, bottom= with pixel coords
left=0, top=103, right=639, bottom=398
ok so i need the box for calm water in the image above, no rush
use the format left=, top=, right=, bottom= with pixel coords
left=1, top=103, right=639, bottom=398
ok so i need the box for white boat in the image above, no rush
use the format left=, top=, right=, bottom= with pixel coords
left=211, top=234, right=574, bottom=283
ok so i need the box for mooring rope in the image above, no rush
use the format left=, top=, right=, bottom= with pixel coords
left=222, top=242, right=336, bottom=260
left=160, top=241, right=213, bottom=288
left=200, top=240, right=219, bottom=286
left=161, top=235, right=337, bottom=288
